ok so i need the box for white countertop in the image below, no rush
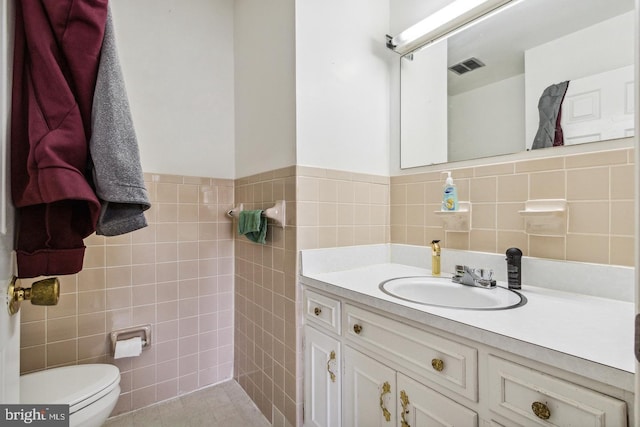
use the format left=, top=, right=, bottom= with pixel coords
left=299, top=245, right=635, bottom=392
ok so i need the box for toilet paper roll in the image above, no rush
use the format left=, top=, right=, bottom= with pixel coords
left=114, top=336, right=143, bottom=359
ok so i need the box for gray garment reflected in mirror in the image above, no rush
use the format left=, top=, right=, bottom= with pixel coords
left=531, top=81, right=569, bottom=150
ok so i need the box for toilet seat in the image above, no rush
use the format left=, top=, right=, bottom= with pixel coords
left=21, top=364, right=120, bottom=414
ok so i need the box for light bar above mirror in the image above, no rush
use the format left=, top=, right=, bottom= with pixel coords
left=386, top=0, right=516, bottom=56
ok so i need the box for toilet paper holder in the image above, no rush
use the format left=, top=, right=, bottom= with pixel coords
left=110, top=324, right=152, bottom=356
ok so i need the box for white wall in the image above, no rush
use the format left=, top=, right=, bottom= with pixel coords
left=295, top=0, right=392, bottom=176
left=448, top=74, right=525, bottom=161
left=111, top=0, right=235, bottom=179
left=112, top=0, right=391, bottom=179
left=234, top=0, right=296, bottom=179
left=400, top=41, right=448, bottom=167
left=524, top=11, right=634, bottom=146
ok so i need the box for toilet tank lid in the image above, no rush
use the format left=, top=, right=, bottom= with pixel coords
left=20, top=364, right=120, bottom=408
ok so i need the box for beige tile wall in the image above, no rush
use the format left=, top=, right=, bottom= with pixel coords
left=296, top=166, right=390, bottom=249
left=20, top=149, right=630, bottom=422
left=19, top=173, right=236, bottom=416
left=233, top=151, right=632, bottom=425
left=391, top=148, right=635, bottom=266
left=233, top=166, right=298, bottom=426
left=233, top=165, right=390, bottom=427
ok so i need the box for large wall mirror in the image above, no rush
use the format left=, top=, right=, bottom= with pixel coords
left=397, top=0, right=635, bottom=168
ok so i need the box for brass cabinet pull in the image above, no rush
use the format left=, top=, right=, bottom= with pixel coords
left=431, top=358, right=444, bottom=372
left=379, top=381, right=391, bottom=422
left=327, top=350, right=336, bottom=382
left=531, top=401, right=551, bottom=420
left=353, top=324, right=363, bottom=334
left=314, top=307, right=322, bottom=316
left=400, top=390, right=411, bottom=427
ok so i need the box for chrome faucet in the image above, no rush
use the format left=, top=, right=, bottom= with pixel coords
left=452, top=265, right=496, bottom=288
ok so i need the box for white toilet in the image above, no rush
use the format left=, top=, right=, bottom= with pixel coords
left=20, top=364, right=121, bottom=427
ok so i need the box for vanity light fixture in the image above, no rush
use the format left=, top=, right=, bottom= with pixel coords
left=386, top=0, right=517, bottom=56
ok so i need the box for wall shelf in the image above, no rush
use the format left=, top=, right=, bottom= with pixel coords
left=518, top=199, right=567, bottom=236
left=434, top=201, right=471, bottom=232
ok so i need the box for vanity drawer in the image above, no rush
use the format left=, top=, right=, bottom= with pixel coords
left=488, top=355, right=627, bottom=426
left=304, top=289, right=341, bottom=334
left=344, top=304, right=477, bottom=402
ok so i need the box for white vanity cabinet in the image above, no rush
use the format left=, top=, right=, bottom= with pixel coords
left=342, top=304, right=478, bottom=427
left=343, top=304, right=478, bottom=402
left=302, top=286, right=631, bottom=427
left=303, top=290, right=342, bottom=427
left=304, top=289, right=479, bottom=427
left=487, top=356, right=627, bottom=426
left=343, top=346, right=477, bottom=427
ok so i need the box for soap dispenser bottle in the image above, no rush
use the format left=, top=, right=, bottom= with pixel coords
left=442, top=172, right=458, bottom=211
left=431, top=240, right=441, bottom=276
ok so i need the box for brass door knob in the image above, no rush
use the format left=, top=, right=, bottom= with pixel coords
left=353, top=324, right=363, bottom=334
left=314, top=307, right=322, bottom=316
left=8, top=276, right=60, bottom=315
left=531, top=401, right=551, bottom=420
left=431, top=358, right=444, bottom=372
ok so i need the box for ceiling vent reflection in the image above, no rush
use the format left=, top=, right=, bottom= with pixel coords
left=448, top=57, right=486, bottom=75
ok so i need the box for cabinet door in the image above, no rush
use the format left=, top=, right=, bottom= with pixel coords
left=304, top=326, right=341, bottom=427
left=344, top=346, right=397, bottom=427
left=396, top=373, right=478, bottom=427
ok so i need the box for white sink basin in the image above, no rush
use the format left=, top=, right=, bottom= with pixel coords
left=379, top=276, right=525, bottom=310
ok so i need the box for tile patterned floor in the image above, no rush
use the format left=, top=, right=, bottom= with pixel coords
left=104, top=380, right=270, bottom=427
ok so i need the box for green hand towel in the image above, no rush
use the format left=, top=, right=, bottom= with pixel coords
left=238, top=210, right=267, bottom=244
